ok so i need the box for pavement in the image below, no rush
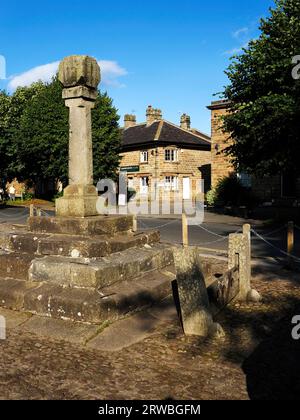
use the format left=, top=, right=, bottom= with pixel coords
left=0, top=261, right=300, bottom=400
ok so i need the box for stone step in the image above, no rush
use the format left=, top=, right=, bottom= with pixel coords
left=28, top=215, right=134, bottom=237
left=0, top=251, right=35, bottom=281
left=0, top=269, right=175, bottom=324
left=37, top=231, right=160, bottom=258
left=28, top=244, right=174, bottom=289
left=0, top=228, right=160, bottom=258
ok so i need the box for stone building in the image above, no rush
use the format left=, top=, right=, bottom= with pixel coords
left=207, top=100, right=233, bottom=189
left=207, top=100, right=300, bottom=202
left=120, top=106, right=211, bottom=201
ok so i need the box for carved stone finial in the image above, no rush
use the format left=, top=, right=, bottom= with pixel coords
left=58, top=55, right=101, bottom=90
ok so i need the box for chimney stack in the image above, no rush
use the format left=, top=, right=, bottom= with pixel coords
left=124, top=114, right=136, bottom=129
left=180, top=113, right=191, bottom=130
left=146, top=105, right=162, bottom=125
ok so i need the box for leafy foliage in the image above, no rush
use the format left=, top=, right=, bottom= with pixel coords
left=15, top=78, right=69, bottom=185
left=222, top=0, right=300, bottom=176
left=207, top=174, right=258, bottom=207
left=92, top=93, right=121, bottom=182
left=0, top=77, right=121, bottom=192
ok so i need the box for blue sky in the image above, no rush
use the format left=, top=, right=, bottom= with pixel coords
left=0, top=0, right=274, bottom=134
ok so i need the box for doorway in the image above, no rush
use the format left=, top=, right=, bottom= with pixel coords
left=183, top=177, right=191, bottom=200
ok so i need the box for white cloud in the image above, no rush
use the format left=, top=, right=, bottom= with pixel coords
left=223, top=42, right=250, bottom=56
left=232, top=27, right=249, bottom=39
left=8, top=59, right=128, bottom=91
left=8, top=61, right=59, bottom=90
left=99, top=60, right=127, bottom=87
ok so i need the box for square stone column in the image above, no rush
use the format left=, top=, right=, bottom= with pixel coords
left=56, top=56, right=101, bottom=218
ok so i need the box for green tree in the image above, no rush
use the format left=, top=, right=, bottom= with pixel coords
left=0, top=84, right=43, bottom=183
left=10, top=77, right=121, bottom=192
left=92, top=92, right=121, bottom=182
left=222, top=0, right=300, bottom=176
left=0, top=91, right=11, bottom=182
left=15, top=78, right=69, bottom=187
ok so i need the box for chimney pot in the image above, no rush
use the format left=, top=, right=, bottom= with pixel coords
left=124, top=114, right=136, bottom=129
left=180, top=113, right=191, bottom=130
left=146, top=106, right=162, bottom=125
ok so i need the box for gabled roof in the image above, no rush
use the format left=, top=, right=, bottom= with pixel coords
left=121, top=120, right=211, bottom=151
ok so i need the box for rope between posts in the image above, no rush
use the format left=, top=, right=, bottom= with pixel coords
left=39, top=208, right=53, bottom=217
left=295, top=224, right=300, bottom=232
left=195, top=223, right=242, bottom=238
left=251, top=228, right=300, bottom=263
left=139, top=218, right=180, bottom=230
left=262, top=224, right=287, bottom=236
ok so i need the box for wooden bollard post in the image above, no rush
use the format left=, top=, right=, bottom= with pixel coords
left=37, top=208, right=42, bottom=217
left=182, top=213, right=189, bottom=247
left=29, top=204, right=35, bottom=217
left=287, top=221, right=294, bottom=267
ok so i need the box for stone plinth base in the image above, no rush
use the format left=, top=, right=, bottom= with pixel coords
left=28, top=215, right=134, bottom=237
left=56, top=184, right=98, bottom=217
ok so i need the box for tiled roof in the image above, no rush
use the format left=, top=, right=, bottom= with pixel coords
left=121, top=121, right=211, bottom=151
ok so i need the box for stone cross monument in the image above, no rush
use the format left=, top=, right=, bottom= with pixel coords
left=56, top=55, right=101, bottom=218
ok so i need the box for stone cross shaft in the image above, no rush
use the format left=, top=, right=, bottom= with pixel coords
left=56, top=56, right=101, bottom=218
left=65, top=96, right=95, bottom=185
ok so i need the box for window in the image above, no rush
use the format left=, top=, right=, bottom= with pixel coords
left=128, top=178, right=134, bottom=189
left=237, top=173, right=252, bottom=188
left=164, top=176, right=179, bottom=191
left=140, top=151, right=148, bottom=163
left=165, top=149, right=178, bottom=162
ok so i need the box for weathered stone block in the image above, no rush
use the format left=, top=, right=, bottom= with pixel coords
left=173, top=247, right=214, bottom=337
left=56, top=194, right=99, bottom=218
left=23, top=283, right=64, bottom=317
left=0, top=278, right=38, bottom=310
left=228, top=233, right=251, bottom=301
left=58, top=55, right=100, bottom=89
left=0, top=252, right=34, bottom=281
left=29, top=244, right=174, bottom=290
left=28, top=215, right=134, bottom=237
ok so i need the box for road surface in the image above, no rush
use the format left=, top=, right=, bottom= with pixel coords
left=0, top=206, right=299, bottom=263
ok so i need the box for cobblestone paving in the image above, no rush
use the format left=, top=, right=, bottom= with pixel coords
left=0, top=263, right=299, bottom=400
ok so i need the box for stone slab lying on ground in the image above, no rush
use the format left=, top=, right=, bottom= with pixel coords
left=0, top=307, right=32, bottom=329
left=148, top=297, right=178, bottom=321
left=20, top=316, right=99, bottom=345
left=87, top=312, right=162, bottom=352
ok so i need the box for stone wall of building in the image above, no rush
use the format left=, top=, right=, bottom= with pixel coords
left=209, top=102, right=234, bottom=189
left=208, top=100, right=300, bottom=200
left=120, top=147, right=211, bottom=200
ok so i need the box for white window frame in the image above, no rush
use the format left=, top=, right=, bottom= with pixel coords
left=165, top=149, right=178, bottom=162
left=140, top=151, right=149, bottom=163
left=164, top=176, right=179, bottom=192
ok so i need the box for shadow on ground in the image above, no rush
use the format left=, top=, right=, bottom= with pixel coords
left=242, top=312, right=300, bottom=400
left=209, top=292, right=300, bottom=400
